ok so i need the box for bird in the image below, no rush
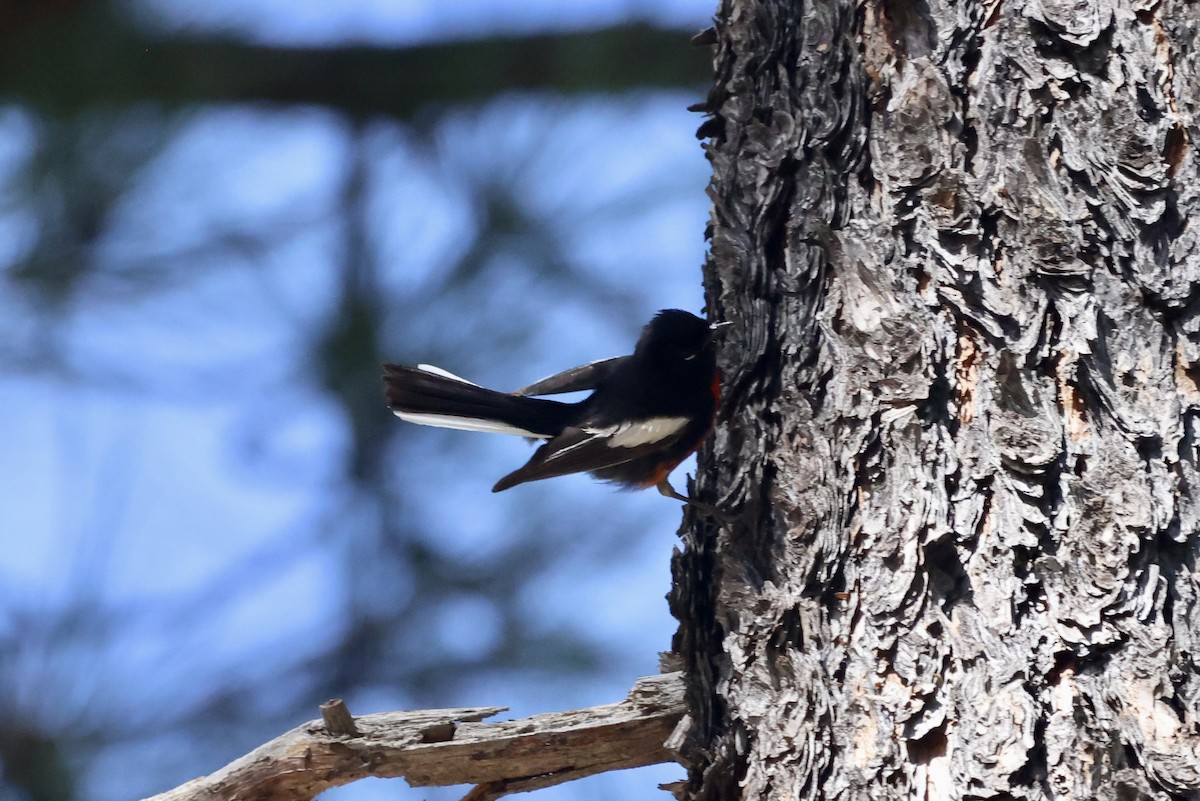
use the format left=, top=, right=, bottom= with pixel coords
left=382, top=309, right=724, bottom=510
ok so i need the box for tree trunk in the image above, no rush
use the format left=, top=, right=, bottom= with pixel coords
left=674, top=0, right=1200, bottom=798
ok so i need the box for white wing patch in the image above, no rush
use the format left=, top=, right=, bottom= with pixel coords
left=394, top=411, right=541, bottom=438
left=537, top=416, right=689, bottom=465
left=587, top=416, right=690, bottom=448
left=416, top=364, right=478, bottom=385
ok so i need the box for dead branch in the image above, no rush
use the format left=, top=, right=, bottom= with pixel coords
left=142, top=671, right=685, bottom=801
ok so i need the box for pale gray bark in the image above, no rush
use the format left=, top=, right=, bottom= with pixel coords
left=675, top=0, right=1200, bottom=799
left=141, top=673, right=684, bottom=801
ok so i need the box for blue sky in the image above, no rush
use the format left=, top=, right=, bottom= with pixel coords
left=0, top=1, right=715, bottom=799
left=137, top=0, right=712, bottom=44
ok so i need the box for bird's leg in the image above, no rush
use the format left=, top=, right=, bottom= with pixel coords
left=656, top=479, right=730, bottom=522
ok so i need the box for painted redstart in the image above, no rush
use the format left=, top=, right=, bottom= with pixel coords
left=382, top=309, right=724, bottom=509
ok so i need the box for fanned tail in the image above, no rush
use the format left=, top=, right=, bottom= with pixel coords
left=382, top=364, right=576, bottom=438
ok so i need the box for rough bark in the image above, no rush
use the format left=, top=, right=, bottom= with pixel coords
left=141, top=673, right=684, bottom=801
left=676, top=0, right=1200, bottom=799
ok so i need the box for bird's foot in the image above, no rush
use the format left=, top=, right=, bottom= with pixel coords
left=655, top=479, right=731, bottom=523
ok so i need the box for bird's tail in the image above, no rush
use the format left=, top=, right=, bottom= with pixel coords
left=383, top=364, right=576, bottom=438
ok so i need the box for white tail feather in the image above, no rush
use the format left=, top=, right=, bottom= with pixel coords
left=416, top=364, right=478, bottom=385
left=394, top=410, right=542, bottom=438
